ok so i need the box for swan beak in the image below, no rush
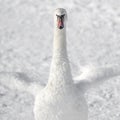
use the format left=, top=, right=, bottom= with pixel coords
left=56, top=14, right=65, bottom=29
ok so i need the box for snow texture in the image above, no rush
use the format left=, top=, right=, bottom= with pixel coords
left=0, top=0, right=120, bottom=120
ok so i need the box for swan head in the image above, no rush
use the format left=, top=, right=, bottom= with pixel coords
left=54, top=8, right=67, bottom=30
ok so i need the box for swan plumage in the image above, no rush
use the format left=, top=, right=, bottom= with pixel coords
left=0, top=8, right=120, bottom=120
left=34, top=8, right=88, bottom=120
left=74, top=64, right=120, bottom=92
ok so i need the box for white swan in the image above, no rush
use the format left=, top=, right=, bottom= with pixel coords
left=0, top=8, right=120, bottom=120
left=34, top=8, right=88, bottom=120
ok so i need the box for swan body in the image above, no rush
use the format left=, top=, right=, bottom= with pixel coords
left=34, top=8, right=88, bottom=120
left=34, top=86, right=88, bottom=120
left=0, top=8, right=120, bottom=120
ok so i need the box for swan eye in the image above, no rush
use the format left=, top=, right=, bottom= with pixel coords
left=56, top=14, right=65, bottom=18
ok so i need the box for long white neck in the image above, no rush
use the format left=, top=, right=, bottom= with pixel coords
left=53, top=27, right=67, bottom=58
left=47, top=23, right=73, bottom=89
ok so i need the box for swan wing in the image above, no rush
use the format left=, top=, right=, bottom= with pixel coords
left=0, top=72, right=46, bottom=96
left=74, top=64, right=120, bottom=91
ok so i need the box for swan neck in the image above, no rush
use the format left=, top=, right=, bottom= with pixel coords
left=53, top=28, right=67, bottom=58
left=47, top=27, right=73, bottom=89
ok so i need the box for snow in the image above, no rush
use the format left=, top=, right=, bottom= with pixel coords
left=0, top=0, right=120, bottom=120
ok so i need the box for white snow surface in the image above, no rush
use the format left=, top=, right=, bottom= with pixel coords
left=0, top=0, right=120, bottom=120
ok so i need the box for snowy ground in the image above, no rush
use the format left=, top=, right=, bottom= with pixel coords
left=0, top=0, right=120, bottom=120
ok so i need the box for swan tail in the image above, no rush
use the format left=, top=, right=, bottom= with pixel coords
left=74, top=64, right=120, bottom=92
left=0, top=72, right=45, bottom=96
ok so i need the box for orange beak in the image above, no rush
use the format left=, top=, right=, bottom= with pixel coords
left=57, top=15, right=65, bottom=29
